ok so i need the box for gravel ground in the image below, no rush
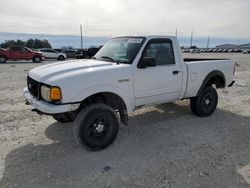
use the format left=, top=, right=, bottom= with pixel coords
left=0, top=54, right=250, bottom=188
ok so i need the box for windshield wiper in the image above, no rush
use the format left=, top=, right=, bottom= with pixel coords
left=101, top=56, right=115, bottom=62
left=116, top=60, right=129, bottom=64
left=100, top=56, right=120, bottom=65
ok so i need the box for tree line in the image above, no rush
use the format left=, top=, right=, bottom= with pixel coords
left=0, top=39, right=52, bottom=49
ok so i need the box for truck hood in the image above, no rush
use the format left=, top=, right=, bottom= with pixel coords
left=28, top=59, right=130, bottom=83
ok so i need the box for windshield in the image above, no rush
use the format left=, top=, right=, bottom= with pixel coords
left=94, top=37, right=145, bottom=64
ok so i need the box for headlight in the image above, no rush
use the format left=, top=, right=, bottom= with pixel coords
left=41, top=85, right=51, bottom=101
left=41, top=85, right=62, bottom=102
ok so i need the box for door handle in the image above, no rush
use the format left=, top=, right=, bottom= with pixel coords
left=173, top=70, right=180, bottom=75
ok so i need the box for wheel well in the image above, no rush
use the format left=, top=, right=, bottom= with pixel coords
left=78, top=92, right=128, bottom=125
left=33, top=55, right=41, bottom=59
left=197, top=71, right=225, bottom=96
left=0, top=55, right=7, bottom=59
left=205, top=75, right=225, bottom=88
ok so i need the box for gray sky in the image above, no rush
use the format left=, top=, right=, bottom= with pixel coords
left=0, top=0, right=249, bottom=38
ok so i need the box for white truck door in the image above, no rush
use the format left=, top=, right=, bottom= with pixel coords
left=134, top=38, right=182, bottom=106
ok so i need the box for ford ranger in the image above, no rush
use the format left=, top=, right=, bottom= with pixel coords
left=0, top=46, right=43, bottom=63
left=23, top=36, right=235, bottom=150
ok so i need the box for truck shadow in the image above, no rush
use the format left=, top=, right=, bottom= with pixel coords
left=1, top=103, right=250, bottom=187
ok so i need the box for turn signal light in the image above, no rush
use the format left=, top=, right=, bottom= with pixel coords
left=50, top=87, right=62, bottom=101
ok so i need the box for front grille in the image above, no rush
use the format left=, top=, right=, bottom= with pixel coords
left=27, top=76, right=40, bottom=98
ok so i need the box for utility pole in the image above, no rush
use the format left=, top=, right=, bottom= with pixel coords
left=80, top=24, right=83, bottom=49
left=207, top=36, right=210, bottom=49
left=175, top=28, right=178, bottom=38
left=85, top=19, right=88, bottom=48
left=190, top=30, right=193, bottom=47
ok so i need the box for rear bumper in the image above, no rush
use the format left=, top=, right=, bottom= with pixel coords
left=23, top=87, right=78, bottom=114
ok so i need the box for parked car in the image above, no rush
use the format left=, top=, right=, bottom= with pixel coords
left=62, top=49, right=76, bottom=58
left=76, top=47, right=101, bottom=59
left=233, top=49, right=241, bottom=53
left=38, top=48, right=67, bottom=60
left=189, top=49, right=200, bottom=53
left=0, top=46, right=43, bottom=63
left=242, top=49, right=250, bottom=54
left=24, top=35, right=235, bottom=150
left=54, top=49, right=62, bottom=53
left=75, top=49, right=87, bottom=59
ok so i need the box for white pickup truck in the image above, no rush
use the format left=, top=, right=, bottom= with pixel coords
left=23, top=36, right=235, bottom=150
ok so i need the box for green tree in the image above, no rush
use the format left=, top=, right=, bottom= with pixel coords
left=0, top=39, right=52, bottom=49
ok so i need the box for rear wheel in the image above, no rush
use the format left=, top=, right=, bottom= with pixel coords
left=33, top=56, right=42, bottom=63
left=190, top=87, right=218, bottom=117
left=73, top=103, right=119, bottom=150
left=0, top=56, right=7, bottom=63
left=58, top=55, right=65, bottom=60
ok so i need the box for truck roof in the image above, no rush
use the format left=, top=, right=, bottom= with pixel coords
left=115, top=35, right=176, bottom=40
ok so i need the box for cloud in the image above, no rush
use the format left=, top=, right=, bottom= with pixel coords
left=0, top=0, right=249, bottom=38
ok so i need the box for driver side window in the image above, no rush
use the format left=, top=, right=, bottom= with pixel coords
left=143, top=40, right=175, bottom=65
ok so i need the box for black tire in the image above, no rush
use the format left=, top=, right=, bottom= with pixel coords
left=73, top=103, right=119, bottom=150
left=52, top=113, right=76, bottom=123
left=0, top=56, right=7, bottom=63
left=58, top=55, right=65, bottom=60
left=33, top=56, right=42, bottom=63
left=190, top=87, right=218, bottom=117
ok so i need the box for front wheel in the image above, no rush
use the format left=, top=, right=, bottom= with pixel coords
left=190, top=87, right=218, bottom=117
left=73, top=103, right=119, bottom=150
left=0, top=56, right=7, bottom=63
left=33, top=56, right=42, bottom=63
left=58, top=55, right=65, bottom=60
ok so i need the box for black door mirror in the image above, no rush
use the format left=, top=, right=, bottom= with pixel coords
left=138, top=57, right=156, bottom=68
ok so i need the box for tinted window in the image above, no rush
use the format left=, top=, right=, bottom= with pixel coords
left=21, top=47, right=29, bottom=52
left=11, top=46, right=22, bottom=51
left=41, top=49, right=55, bottom=53
left=49, top=50, right=56, bottom=53
left=143, top=40, right=175, bottom=65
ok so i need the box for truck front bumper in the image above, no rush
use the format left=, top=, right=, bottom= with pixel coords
left=23, top=87, right=79, bottom=115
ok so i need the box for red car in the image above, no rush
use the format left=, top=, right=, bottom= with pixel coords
left=0, top=46, right=44, bottom=63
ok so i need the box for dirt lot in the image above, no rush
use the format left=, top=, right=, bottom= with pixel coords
left=0, top=54, right=250, bottom=188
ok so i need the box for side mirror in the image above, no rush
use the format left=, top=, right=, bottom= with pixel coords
left=138, top=57, right=156, bottom=68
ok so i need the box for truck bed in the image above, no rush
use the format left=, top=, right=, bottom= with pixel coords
left=183, top=59, right=235, bottom=98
